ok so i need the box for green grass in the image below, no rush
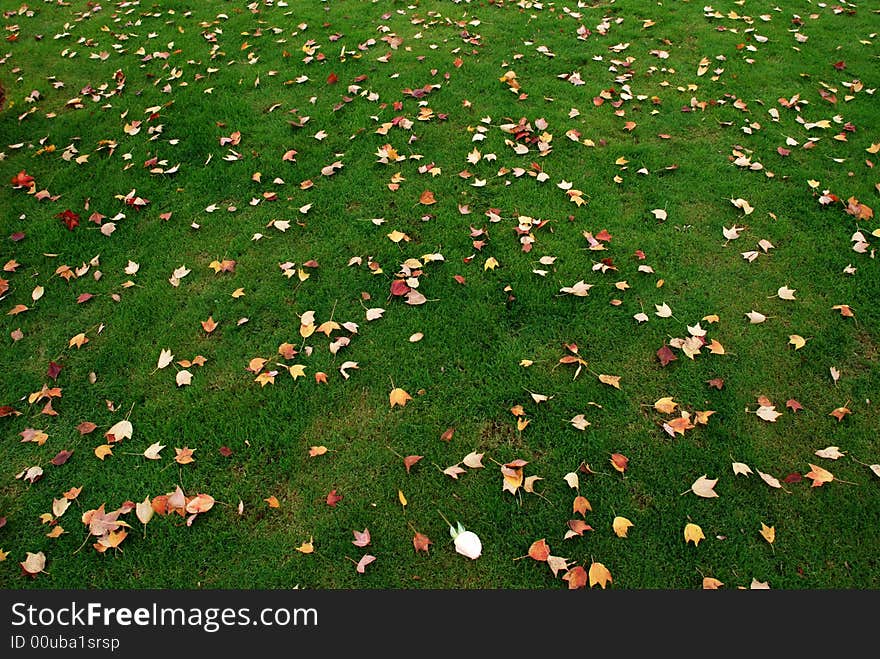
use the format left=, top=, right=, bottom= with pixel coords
left=0, top=0, right=878, bottom=590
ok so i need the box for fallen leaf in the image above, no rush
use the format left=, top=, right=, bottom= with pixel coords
left=613, top=516, right=634, bottom=538
left=760, top=523, right=775, bottom=544
left=389, top=387, right=413, bottom=408
left=732, top=462, right=753, bottom=477
left=265, top=496, right=280, bottom=508
left=94, top=444, right=113, bottom=460
left=174, top=447, right=195, bottom=464
left=296, top=538, right=315, bottom=554
left=326, top=489, right=343, bottom=506
left=356, top=554, right=376, bottom=574
left=528, top=538, right=550, bottom=562
left=413, top=532, right=432, bottom=553
left=143, top=442, right=165, bottom=460
left=588, top=562, right=612, bottom=589
left=20, top=551, right=46, bottom=577
left=814, top=446, right=845, bottom=460
left=804, top=463, right=834, bottom=487
left=691, top=475, right=719, bottom=498
left=352, top=528, right=371, bottom=547
left=610, top=453, right=629, bottom=473
left=703, top=578, right=724, bottom=589
left=757, top=469, right=783, bottom=489
left=562, top=565, right=588, bottom=589
left=573, top=496, right=591, bottom=516
left=684, top=523, right=705, bottom=546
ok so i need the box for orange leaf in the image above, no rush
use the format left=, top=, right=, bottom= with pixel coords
left=419, top=190, right=437, bottom=205
left=804, top=463, right=834, bottom=487
left=610, top=453, right=629, bottom=473
left=389, top=387, right=413, bottom=408
left=174, top=447, right=195, bottom=464
left=308, top=445, right=328, bottom=457
left=573, top=496, right=592, bottom=516
left=413, top=531, right=432, bottom=553
left=562, top=565, right=588, bottom=589
left=528, top=538, right=550, bottom=562
left=200, top=316, right=218, bottom=333
left=264, top=496, right=280, bottom=508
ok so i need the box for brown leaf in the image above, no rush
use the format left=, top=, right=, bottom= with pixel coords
left=174, top=447, right=195, bottom=464
left=706, top=378, right=725, bottom=390
left=77, top=421, right=98, bottom=435
left=657, top=344, right=677, bottom=367
left=610, top=453, right=629, bottom=473
left=51, top=450, right=73, bottom=466
left=440, top=426, right=455, bottom=442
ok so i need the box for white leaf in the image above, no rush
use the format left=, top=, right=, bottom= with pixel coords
left=157, top=349, right=174, bottom=370
left=633, top=312, right=649, bottom=324
left=655, top=303, right=672, bottom=318
left=143, top=442, right=165, bottom=460
left=746, top=310, right=767, bottom=324
left=777, top=286, right=796, bottom=300
left=339, top=361, right=359, bottom=380
left=462, top=452, right=484, bottom=469
left=176, top=370, right=193, bottom=387
left=563, top=472, right=579, bottom=490
left=756, top=469, right=782, bottom=489
left=732, top=462, right=753, bottom=477
left=570, top=414, right=591, bottom=430
left=365, top=308, right=385, bottom=321
left=814, top=446, right=845, bottom=460
left=756, top=405, right=782, bottom=422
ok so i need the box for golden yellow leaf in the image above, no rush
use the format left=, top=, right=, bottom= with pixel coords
left=398, top=489, right=408, bottom=507
left=789, top=334, right=806, bottom=350
left=760, top=523, right=775, bottom=544
left=254, top=371, right=275, bottom=387
left=612, top=516, right=633, bottom=538
left=309, top=446, right=328, bottom=457
left=387, top=230, right=410, bottom=243
left=296, top=538, right=314, bottom=554
left=0, top=548, right=8, bottom=561
left=702, top=577, right=724, bottom=589
left=588, top=562, right=613, bottom=589
left=231, top=288, right=246, bottom=298
left=389, top=387, right=413, bottom=408
left=684, top=522, right=705, bottom=546
left=288, top=364, right=306, bottom=379
left=264, top=496, right=280, bottom=508
left=94, top=444, right=113, bottom=460
left=654, top=397, right=678, bottom=414
left=69, top=333, right=89, bottom=349
left=46, top=525, right=65, bottom=538
left=484, top=256, right=499, bottom=271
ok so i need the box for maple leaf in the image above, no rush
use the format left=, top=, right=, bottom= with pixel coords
left=563, top=472, right=579, bottom=490
left=703, top=577, right=724, bottom=589
left=528, top=539, right=551, bottom=562
left=143, top=442, right=165, bottom=460
left=657, top=344, right=677, bottom=367
left=589, top=562, right=613, bottom=589
left=296, top=538, right=315, bottom=554
left=186, top=494, right=215, bottom=514
left=610, top=453, right=629, bottom=473
left=176, top=370, right=193, bottom=387
left=814, top=446, right=845, bottom=460
left=94, top=445, right=113, bottom=460
left=326, top=489, right=343, bottom=507
left=462, top=452, right=484, bottom=469
left=136, top=498, right=153, bottom=527
left=684, top=523, right=705, bottom=546
left=598, top=374, right=621, bottom=389
left=157, top=349, right=174, bottom=370
left=443, top=464, right=467, bottom=480
left=264, top=496, right=280, bottom=508
left=20, top=551, right=46, bottom=577
left=389, top=387, right=413, bottom=408
left=413, top=532, right=432, bottom=553
left=563, top=565, right=588, bottom=589
left=51, top=450, right=73, bottom=466
left=570, top=414, right=591, bottom=431
left=760, top=523, right=775, bottom=544
left=352, top=528, right=371, bottom=547
left=654, top=397, right=678, bottom=414
left=691, top=475, right=719, bottom=498
left=355, top=554, right=376, bottom=574
left=106, top=419, right=133, bottom=443
left=756, top=469, right=783, bottom=489
left=829, top=406, right=851, bottom=422
left=200, top=316, right=218, bottom=333
left=573, top=496, right=591, bottom=516
left=756, top=405, right=782, bottom=422
left=613, top=517, right=634, bottom=538
left=419, top=190, right=437, bottom=205
left=804, top=463, right=834, bottom=487
left=786, top=399, right=804, bottom=412
left=174, top=447, right=195, bottom=465
left=732, top=462, right=753, bottom=477
left=55, top=209, right=80, bottom=231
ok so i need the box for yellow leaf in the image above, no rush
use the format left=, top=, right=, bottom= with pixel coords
left=598, top=374, right=621, bottom=389
left=389, top=387, right=413, bottom=408
left=760, top=523, right=775, bottom=544
left=612, top=516, right=633, bottom=538
left=398, top=489, right=407, bottom=507
left=94, top=444, right=113, bottom=460
left=0, top=548, right=8, bottom=561
left=805, top=463, right=834, bottom=487
left=288, top=364, right=306, bottom=379
left=484, top=257, right=499, bottom=271
left=69, top=333, right=89, bottom=349
left=299, top=323, right=315, bottom=338
left=254, top=371, right=275, bottom=387
left=691, top=475, right=719, bottom=498
left=308, top=445, right=328, bottom=457
left=702, top=577, right=724, bottom=589
left=296, top=538, right=314, bottom=554
left=387, top=230, right=410, bottom=243
left=654, top=397, right=678, bottom=414
left=516, top=417, right=530, bottom=431
left=231, top=288, right=246, bottom=298
left=702, top=314, right=720, bottom=323
left=588, top=562, right=613, bottom=589
left=684, top=522, right=705, bottom=546
left=789, top=334, right=806, bottom=350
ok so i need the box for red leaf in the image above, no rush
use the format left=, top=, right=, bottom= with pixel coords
left=777, top=146, right=791, bottom=157
left=610, top=453, right=629, bottom=473
left=11, top=170, right=34, bottom=188
left=594, top=229, right=612, bottom=242
left=390, top=279, right=411, bottom=297
left=0, top=405, right=20, bottom=417
left=786, top=399, right=804, bottom=412
left=219, top=446, right=233, bottom=457
left=51, top=449, right=73, bottom=466
left=440, top=427, right=455, bottom=442
left=784, top=472, right=803, bottom=483
left=657, top=344, right=677, bottom=367
left=326, top=72, right=338, bottom=85
left=706, top=378, right=725, bottom=390
left=326, top=489, right=343, bottom=507
left=55, top=209, right=80, bottom=230
left=76, top=421, right=98, bottom=435
left=403, top=455, right=423, bottom=474
left=76, top=293, right=94, bottom=304
left=453, top=274, right=466, bottom=285
left=46, top=361, right=63, bottom=381
left=832, top=61, right=846, bottom=70
left=10, top=232, right=25, bottom=242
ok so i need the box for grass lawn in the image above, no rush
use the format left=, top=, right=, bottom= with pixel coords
left=0, top=0, right=878, bottom=590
